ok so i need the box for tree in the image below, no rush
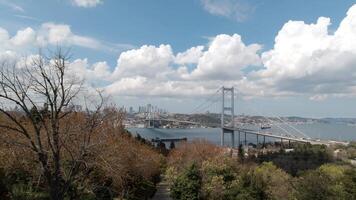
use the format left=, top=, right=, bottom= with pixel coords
left=256, top=144, right=333, bottom=176
left=169, top=141, right=175, bottom=149
left=250, top=162, right=293, bottom=200
left=200, top=157, right=236, bottom=200
left=295, top=164, right=348, bottom=200
left=238, top=144, right=244, bottom=161
left=0, top=48, right=110, bottom=200
left=171, top=163, right=201, bottom=200
left=342, top=168, right=356, bottom=199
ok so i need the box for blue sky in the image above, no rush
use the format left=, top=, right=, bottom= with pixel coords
left=1, top=0, right=356, bottom=117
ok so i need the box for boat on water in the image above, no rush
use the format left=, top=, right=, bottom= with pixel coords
left=260, top=124, right=271, bottom=130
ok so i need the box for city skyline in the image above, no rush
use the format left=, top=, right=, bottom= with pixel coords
left=1, top=0, right=356, bottom=117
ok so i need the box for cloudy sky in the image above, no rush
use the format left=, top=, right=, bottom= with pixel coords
left=1, top=0, right=356, bottom=117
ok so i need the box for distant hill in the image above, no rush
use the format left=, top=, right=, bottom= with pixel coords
left=171, top=113, right=356, bottom=126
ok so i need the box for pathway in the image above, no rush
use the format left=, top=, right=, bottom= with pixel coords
left=151, top=177, right=172, bottom=200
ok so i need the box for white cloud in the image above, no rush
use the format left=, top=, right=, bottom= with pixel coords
left=255, top=4, right=356, bottom=98
left=37, top=23, right=103, bottom=50
left=0, top=22, right=131, bottom=54
left=105, top=34, right=261, bottom=97
left=68, top=59, right=111, bottom=83
left=3, top=4, right=356, bottom=102
left=0, top=28, right=9, bottom=42
left=11, top=27, right=36, bottom=46
left=71, top=0, right=103, bottom=8
left=0, top=27, right=37, bottom=52
left=175, top=46, right=204, bottom=65
left=189, top=34, right=261, bottom=80
left=111, top=44, right=175, bottom=80
left=104, top=4, right=356, bottom=100
left=201, top=0, right=252, bottom=22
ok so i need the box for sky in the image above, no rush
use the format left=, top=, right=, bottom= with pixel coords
left=1, top=0, right=356, bottom=118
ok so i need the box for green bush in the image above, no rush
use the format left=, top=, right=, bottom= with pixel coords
left=171, top=163, right=201, bottom=200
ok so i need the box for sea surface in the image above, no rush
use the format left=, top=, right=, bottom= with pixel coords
left=128, top=123, right=356, bottom=145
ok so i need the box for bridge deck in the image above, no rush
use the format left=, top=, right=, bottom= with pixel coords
left=224, top=127, right=328, bottom=145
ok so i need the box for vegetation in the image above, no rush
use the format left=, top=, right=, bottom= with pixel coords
left=166, top=141, right=356, bottom=200
left=0, top=49, right=162, bottom=200
left=0, top=48, right=355, bottom=200
left=256, top=144, right=333, bottom=176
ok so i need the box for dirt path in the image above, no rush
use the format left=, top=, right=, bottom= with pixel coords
left=151, top=178, right=172, bottom=200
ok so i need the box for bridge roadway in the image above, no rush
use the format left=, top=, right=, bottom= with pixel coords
left=224, top=127, right=348, bottom=146
left=145, top=118, right=200, bottom=125
left=145, top=118, right=348, bottom=146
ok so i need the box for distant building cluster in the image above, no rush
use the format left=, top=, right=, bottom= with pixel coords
left=129, top=104, right=167, bottom=114
left=126, top=104, right=167, bottom=115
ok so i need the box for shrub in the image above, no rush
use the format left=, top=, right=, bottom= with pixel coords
left=171, top=163, right=201, bottom=200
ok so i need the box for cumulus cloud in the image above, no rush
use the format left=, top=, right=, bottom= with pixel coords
left=3, top=4, right=356, bottom=102
left=106, top=34, right=261, bottom=97
left=71, top=0, right=103, bottom=8
left=189, top=34, right=261, bottom=80
left=255, top=4, right=356, bottom=98
left=68, top=59, right=111, bottom=83
left=0, top=27, right=37, bottom=52
left=175, top=46, right=204, bottom=65
left=11, top=27, right=36, bottom=46
left=111, top=45, right=175, bottom=80
left=201, top=0, right=252, bottom=22
left=105, top=4, right=356, bottom=100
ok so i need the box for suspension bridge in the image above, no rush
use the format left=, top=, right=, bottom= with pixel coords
left=143, top=86, right=349, bottom=147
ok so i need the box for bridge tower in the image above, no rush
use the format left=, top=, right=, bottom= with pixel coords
left=146, top=104, right=154, bottom=128
left=221, top=87, right=235, bottom=147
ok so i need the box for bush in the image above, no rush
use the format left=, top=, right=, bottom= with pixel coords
left=171, top=163, right=201, bottom=200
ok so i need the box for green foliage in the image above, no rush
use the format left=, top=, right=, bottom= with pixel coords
left=295, top=164, right=350, bottom=200
left=166, top=142, right=356, bottom=200
left=250, top=162, right=293, bottom=200
left=200, top=157, right=236, bottom=199
left=171, top=163, right=201, bottom=200
left=342, top=168, right=356, bottom=199
left=257, top=144, right=333, bottom=176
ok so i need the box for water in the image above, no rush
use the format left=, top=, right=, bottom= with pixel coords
left=128, top=123, right=356, bottom=145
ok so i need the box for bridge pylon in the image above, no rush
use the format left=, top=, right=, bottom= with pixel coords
left=221, top=86, right=235, bottom=147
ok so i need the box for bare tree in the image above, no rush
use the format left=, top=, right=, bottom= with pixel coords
left=0, top=48, right=112, bottom=200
